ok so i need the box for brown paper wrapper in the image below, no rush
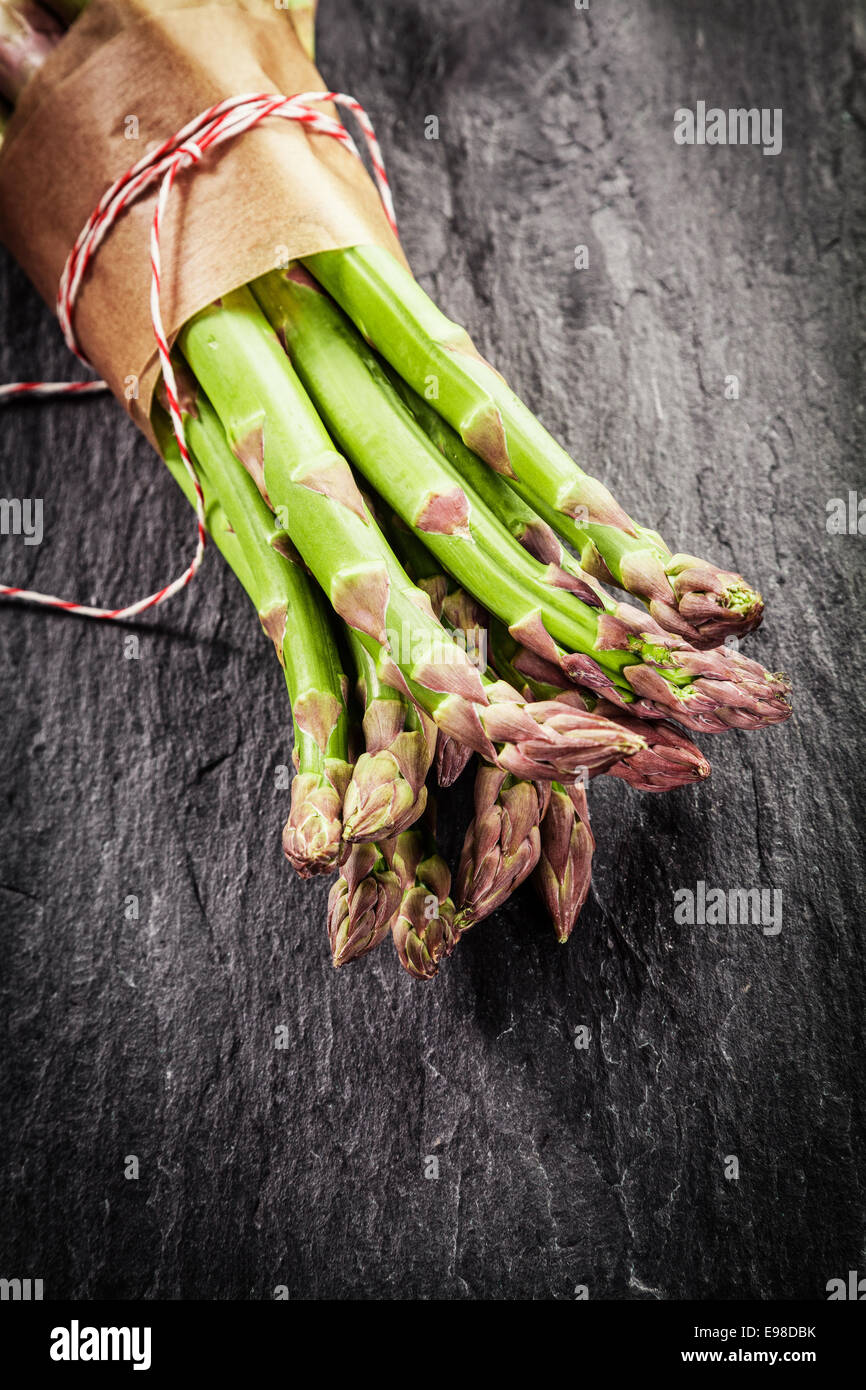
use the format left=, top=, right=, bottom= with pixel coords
left=0, top=0, right=405, bottom=440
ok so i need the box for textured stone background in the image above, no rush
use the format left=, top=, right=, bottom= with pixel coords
left=1, top=0, right=864, bottom=1300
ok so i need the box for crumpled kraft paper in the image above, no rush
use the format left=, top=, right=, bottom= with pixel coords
left=0, top=0, right=405, bottom=440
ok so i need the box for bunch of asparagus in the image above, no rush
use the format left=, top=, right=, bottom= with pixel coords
left=0, top=0, right=791, bottom=979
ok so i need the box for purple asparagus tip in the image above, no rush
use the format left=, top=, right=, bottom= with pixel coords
left=327, top=843, right=401, bottom=967
left=534, top=782, right=595, bottom=942
left=282, top=768, right=349, bottom=878
left=454, top=765, right=549, bottom=930
left=664, top=553, right=765, bottom=647
left=383, top=831, right=458, bottom=979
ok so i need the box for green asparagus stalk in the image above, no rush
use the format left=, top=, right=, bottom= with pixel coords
left=393, top=363, right=763, bottom=731
left=327, top=841, right=401, bottom=967
left=177, top=286, right=645, bottom=781
left=425, top=581, right=483, bottom=787
left=384, top=364, right=661, bottom=647
left=384, top=366, right=580, bottom=572
left=381, top=509, right=490, bottom=669
left=252, top=265, right=791, bottom=736
left=342, top=624, right=435, bottom=842
left=156, top=376, right=409, bottom=960
left=302, top=243, right=765, bottom=646
left=155, top=410, right=255, bottom=606
left=152, top=381, right=353, bottom=879
left=380, top=510, right=485, bottom=785
left=534, top=782, right=595, bottom=943
left=252, top=267, right=615, bottom=665
left=454, top=764, right=550, bottom=932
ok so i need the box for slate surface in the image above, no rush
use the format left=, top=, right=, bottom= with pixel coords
left=1, top=0, right=864, bottom=1301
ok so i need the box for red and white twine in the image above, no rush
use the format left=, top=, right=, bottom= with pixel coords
left=0, top=90, right=397, bottom=620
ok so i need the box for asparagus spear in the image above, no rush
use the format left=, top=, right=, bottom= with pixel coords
left=342, top=625, right=435, bottom=842
left=380, top=510, right=485, bottom=786
left=488, top=619, right=711, bottom=793
left=253, top=265, right=790, bottom=735
left=156, top=413, right=255, bottom=602
left=177, top=286, right=645, bottom=780
left=591, top=705, right=711, bottom=793
left=152, top=385, right=354, bottom=877
left=384, top=366, right=579, bottom=571
left=487, top=619, right=571, bottom=700
left=384, top=378, right=725, bottom=756
left=252, top=267, right=620, bottom=669
left=327, top=841, right=401, bottom=967
left=302, top=243, right=765, bottom=646
left=383, top=516, right=490, bottom=676
left=435, top=731, right=473, bottom=789
left=534, top=783, right=595, bottom=943
left=454, top=765, right=550, bottom=932
left=384, top=507, right=686, bottom=808
left=382, top=827, right=457, bottom=980
left=384, top=366, right=659, bottom=640
left=156, top=378, right=410, bottom=959
left=432, top=579, right=485, bottom=789
left=382, top=505, right=696, bottom=806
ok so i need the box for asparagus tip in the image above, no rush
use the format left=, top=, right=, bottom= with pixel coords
left=282, top=772, right=346, bottom=878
